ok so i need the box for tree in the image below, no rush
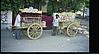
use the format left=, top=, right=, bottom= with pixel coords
left=47, top=0, right=89, bottom=14
left=1, top=0, right=46, bottom=18
left=1, top=0, right=89, bottom=16
left=47, top=0, right=62, bottom=15
left=1, top=0, right=11, bottom=11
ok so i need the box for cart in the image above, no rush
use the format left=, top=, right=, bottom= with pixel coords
left=58, top=12, right=80, bottom=37
left=20, top=11, right=46, bottom=39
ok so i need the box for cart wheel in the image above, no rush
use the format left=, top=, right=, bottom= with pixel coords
left=27, top=23, right=42, bottom=39
left=67, top=22, right=79, bottom=37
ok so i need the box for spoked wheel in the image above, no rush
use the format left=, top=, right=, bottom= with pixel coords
left=67, top=22, right=79, bottom=37
left=27, top=23, right=42, bottom=39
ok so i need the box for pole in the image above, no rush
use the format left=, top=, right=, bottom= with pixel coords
left=83, top=2, right=85, bottom=19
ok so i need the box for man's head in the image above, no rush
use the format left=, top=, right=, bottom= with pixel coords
left=18, top=11, right=21, bottom=15
left=56, top=14, right=59, bottom=18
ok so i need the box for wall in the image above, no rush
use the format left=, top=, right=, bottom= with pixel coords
left=1, top=11, right=12, bottom=29
left=85, top=8, right=89, bottom=16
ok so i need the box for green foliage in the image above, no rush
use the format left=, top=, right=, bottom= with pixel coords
left=1, top=0, right=46, bottom=18
left=1, top=0, right=46, bottom=11
left=1, top=0, right=89, bottom=16
left=85, top=0, right=89, bottom=8
left=47, top=0, right=89, bottom=14
left=1, top=0, right=11, bottom=11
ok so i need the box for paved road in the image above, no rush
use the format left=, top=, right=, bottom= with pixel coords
left=1, top=19, right=89, bottom=52
left=1, top=29, right=89, bottom=52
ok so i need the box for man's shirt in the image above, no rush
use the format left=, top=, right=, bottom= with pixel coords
left=53, top=17, right=60, bottom=27
left=14, top=14, right=21, bottom=27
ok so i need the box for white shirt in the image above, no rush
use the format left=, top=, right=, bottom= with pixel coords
left=14, top=14, right=21, bottom=27
left=53, top=17, right=60, bottom=27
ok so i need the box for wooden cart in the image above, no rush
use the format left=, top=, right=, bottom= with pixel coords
left=20, top=11, right=46, bottom=39
left=58, top=12, right=80, bottom=37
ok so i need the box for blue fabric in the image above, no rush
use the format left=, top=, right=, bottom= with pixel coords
left=13, top=29, right=21, bottom=39
left=52, top=26, right=58, bottom=36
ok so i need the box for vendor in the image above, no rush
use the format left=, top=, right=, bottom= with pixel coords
left=12, top=11, right=22, bottom=39
left=52, top=14, right=60, bottom=36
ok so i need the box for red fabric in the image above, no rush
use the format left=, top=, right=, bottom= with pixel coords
left=42, top=15, right=53, bottom=27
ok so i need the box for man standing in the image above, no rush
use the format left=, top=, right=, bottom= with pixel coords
left=52, top=14, right=60, bottom=36
left=13, top=11, right=22, bottom=39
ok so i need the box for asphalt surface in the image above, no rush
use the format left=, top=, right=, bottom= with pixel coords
left=1, top=19, right=89, bottom=52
